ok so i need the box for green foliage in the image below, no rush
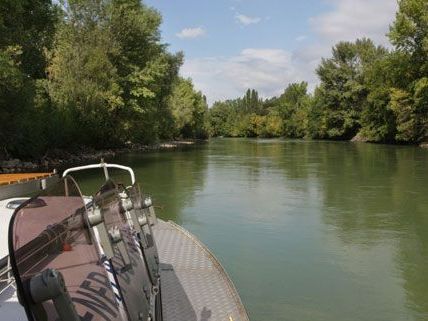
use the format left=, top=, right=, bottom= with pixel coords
left=0, top=0, right=189, bottom=158
left=168, top=78, right=208, bottom=138
left=276, top=82, right=309, bottom=138
left=47, top=0, right=123, bottom=147
left=0, top=46, right=29, bottom=154
left=358, top=52, right=396, bottom=142
left=358, top=0, right=428, bottom=144
left=390, top=78, right=428, bottom=142
left=44, top=0, right=184, bottom=147
left=386, top=0, right=428, bottom=143
left=206, top=86, right=307, bottom=139
left=108, top=0, right=183, bottom=142
left=0, top=0, right=58, bottom=158
left=309, top=39, right=387, bottom=140
left=389, top=0, right=428, bottom=62
left=264, top=112, right=284, bottom=137
left=0, top=0, right=59, bottom=78
left=242, top=89, right=263, bottom=114
left=207, top=101, right=233, bottom=137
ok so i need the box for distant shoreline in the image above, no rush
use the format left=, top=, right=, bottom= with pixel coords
left=211, top=136, right=428, bottom=149
left=0, top=140, right=205, bottom=174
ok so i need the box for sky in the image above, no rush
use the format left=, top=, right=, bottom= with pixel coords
left=144, top=0, right=398, bottom=105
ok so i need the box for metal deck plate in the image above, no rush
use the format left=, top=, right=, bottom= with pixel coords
left=153, top=220, right=249, bottom=321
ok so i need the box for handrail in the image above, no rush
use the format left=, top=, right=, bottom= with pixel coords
left=62, top=162, right=136, bottom=185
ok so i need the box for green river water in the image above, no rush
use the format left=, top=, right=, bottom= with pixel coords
left=73, top=138, right=428, bottom=321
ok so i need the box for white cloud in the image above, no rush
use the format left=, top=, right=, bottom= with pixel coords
left=235, top=14, right=261, bottom=26
left=183, top=0, right=398, bottom=104
left=176, top=27, right=206, bottom=39
left=181, top=49, right=312, bottom=104
left=310, top=0, right=397, bottom=46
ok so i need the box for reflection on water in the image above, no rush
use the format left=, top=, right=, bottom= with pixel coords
left=75, top=139, right=428, bottom=321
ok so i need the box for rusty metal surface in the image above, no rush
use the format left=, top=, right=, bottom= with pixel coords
left=153, top=220, right=250, bottom=321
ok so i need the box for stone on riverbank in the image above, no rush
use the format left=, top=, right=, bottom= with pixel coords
left=0, top=140, right=200, bottom=174
left=351, top=132, right=370, bottom=142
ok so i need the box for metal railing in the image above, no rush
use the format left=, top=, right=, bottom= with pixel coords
left=62, top=161, right=136, bottom=185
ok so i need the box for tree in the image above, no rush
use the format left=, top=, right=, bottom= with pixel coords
left=0, top=0, right=58, bottom=157
left=276, top=82, right=310, bottom=138
left=109, top=0, right=182, bottom=142
left=242, top=88, right=262, bottom=114
left=389, top=0, right=428, bottom=70
left=0, top=0, right=58, bottom=78
left=386, top=0, right=428, bottom=142
left=207, top=101, right=236, bottom=137
left=46, top=0, right=123, bottom=148
left=168, top=78, right=208, bottom=138
left=45, top=0, right=183, bottom=148
left=310, top=39, right=387, bottom=140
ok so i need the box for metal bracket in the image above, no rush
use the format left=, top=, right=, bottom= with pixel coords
left=108, top=227, right=132, bottom=271
left=120, top=191, right=150, bottom=248
left=143, top=197, right=158, bottom=226
left=120, top=192, right=143, bottom=234
left=87, top=207, right=115, bottom=259
left=87, top=205, right=132, bottom=272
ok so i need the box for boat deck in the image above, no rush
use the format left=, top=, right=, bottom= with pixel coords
left=153, top=220, right=249, bottom=321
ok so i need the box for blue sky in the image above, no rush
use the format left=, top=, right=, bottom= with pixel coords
left=145, top=0, right=398, bottom=104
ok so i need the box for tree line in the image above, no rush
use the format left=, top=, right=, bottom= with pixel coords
left=0, top=0, right=207, bottom=159
left=1, top=0, right=426, bottom=160
left=206, top=0, right=428, bottom=145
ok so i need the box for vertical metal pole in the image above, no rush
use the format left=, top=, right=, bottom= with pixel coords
left=101, top=159, right=110, bottom=182
left=64, top=177, right=69, bottom=197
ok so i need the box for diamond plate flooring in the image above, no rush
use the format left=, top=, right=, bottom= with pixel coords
left=153, top=220, right=249, bottom=321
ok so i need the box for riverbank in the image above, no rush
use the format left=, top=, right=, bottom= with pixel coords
left=0, top=140, right=203, bottom=174
left=213, top=135, right=428, bottom=149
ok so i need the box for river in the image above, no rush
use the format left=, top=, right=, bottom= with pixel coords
left=74, top=138, right=428, bottom=321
